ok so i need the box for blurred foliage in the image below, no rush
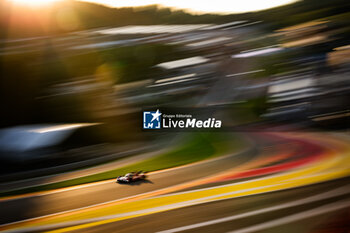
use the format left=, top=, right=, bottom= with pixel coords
left=0, top=0, right=349, bottom=129
left=100, top=44, right=185, bottom=84
left=1, top=0, right=350, bottom=39
left=241, top=0, right=350, bottom=29
left=0, top=42, right=185, bottom=126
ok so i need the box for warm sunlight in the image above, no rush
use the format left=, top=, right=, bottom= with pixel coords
left=81, top=0, right=299, bottom=14
left=10, top=0, right=60, bottom=7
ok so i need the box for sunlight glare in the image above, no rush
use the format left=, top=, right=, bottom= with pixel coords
left=11, top=0, right=60, bottom=7
left=81, top=0, right=298, bottom=14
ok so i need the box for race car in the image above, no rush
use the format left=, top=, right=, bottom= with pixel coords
left=116, top=171, right=148, bottom=183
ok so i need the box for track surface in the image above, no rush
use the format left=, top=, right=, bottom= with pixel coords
left=58, top=177, right=350, bottom=233
left=1, top=132, right=350, bottom=233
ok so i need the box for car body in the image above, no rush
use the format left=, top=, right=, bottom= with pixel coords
left=116, top=171, right=147, bottom=183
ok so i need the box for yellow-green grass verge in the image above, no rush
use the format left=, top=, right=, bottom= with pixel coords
left=0, top=133, right=242, bottom=198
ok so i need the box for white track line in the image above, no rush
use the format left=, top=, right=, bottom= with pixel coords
left=0, top=147, right=158, bottom=189
left=0, top=182, right=281, bottom=231
left=157, top=184, right=350, bottom=233
left=0, top=147, right=249, bottom=202
left=4, top=182, right=350, bottom=233
left=4, top=184, right=350, bottom=233
left=228, top=199, right=350, bottom=233
left=0, top=150, right=250, bottom=228
left=0, top=151, right=337, bottom=230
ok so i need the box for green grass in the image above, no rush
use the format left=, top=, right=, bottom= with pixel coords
left=0, top=133, right=238, bottom=197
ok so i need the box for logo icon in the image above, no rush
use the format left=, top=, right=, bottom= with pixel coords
left=143, top=109, right=162, bottom=129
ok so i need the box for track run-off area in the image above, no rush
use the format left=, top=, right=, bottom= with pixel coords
left=1, top=132, right=350, bottom=233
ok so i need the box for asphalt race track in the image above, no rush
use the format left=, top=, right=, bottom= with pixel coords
left=1, top=132, right=350, bottom=233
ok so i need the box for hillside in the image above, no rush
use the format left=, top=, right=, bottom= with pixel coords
left=0, top=0, right=348, bottom=39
